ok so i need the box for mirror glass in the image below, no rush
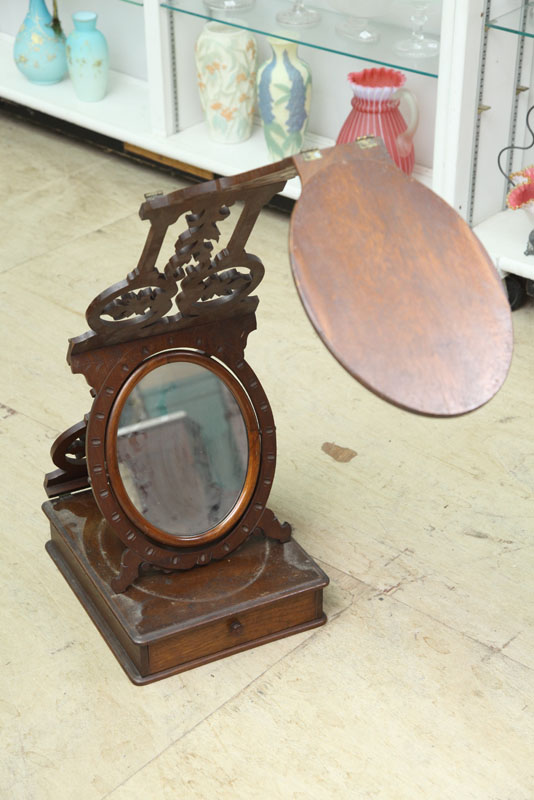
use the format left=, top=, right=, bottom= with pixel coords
left=115, top=360, right=250, bottom=537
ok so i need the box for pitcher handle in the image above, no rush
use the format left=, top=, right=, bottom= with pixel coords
left=393, top=88, right=419, bottom=158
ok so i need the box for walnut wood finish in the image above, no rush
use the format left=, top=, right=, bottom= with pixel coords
left=46, top=154, right=299, bottom=589
left=83, top=314, right=286, bottom=588
left=255, top=508, right=292, bottom=543
left=43, top=139, right=515, bottom=679
left=291, top=141, right=513, bottom=417
left=105, top=350, right=261, bottom=549
left=63, top=137, right=511, bottom=417
left=44, top=491, right=328, bottom=684
left=68, top=158, right=296, bottom=357
left=45, top=138, right=512, bottom=595
left=44, top=419, right=89, bottom=497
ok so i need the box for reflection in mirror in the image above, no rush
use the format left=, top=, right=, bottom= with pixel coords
left=115, top=361, right=249, bottom=537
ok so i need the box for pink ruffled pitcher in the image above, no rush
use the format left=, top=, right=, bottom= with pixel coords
left=336, top=67, right=419, bottom=175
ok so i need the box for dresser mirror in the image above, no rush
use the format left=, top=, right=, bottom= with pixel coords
left=42, top=140, right=512, bottom=683
left=106, top=351, right=258, bottom=547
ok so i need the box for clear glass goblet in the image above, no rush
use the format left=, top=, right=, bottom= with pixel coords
left=330, top=0, right=390, bottom=45
left=394, top=0, right=440, bottom=59
left=204, top=0, right=255, bottom=11
left=276, top=1, right=321, bottom=28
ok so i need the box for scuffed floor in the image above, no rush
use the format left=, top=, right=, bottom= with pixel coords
left=1, top=112, right=533, bottom=800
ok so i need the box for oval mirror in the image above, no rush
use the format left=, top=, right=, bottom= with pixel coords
left=106, top=352, right=260, bottom=547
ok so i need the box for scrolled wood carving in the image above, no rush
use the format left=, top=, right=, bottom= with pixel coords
left=44, top=419, right=89, bottom=497
left=173, top=208, right=265, bottom=319
left=50, top=420, right=87, bottom=470
left=47, top=156, right=305, bottom=589
left=73, top=175, right=286, bottom=356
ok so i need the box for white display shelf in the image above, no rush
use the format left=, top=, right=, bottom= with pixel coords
left=164, top=121, right=431, bottom=192
left=0, top=31, right=432, bottom=199
left=0, top=33, right=152, bottom=141
left=160, top=124, right=329, bottom=198
left=159, top=0, right=441, bottom=80
left=488, top=2, right=534, bottom=38
left=0, top=32, right=314, bottom=199
left=475, top=208, right=534, bottom=281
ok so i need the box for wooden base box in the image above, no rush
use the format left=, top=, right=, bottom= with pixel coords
left=43, top=491, right=328, bottom=684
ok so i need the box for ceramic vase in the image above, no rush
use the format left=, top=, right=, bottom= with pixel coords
left=336, top=67, right=418, bottom=175
left=66, top=12, right=109, bottom=102
left=13, top=0, right=67, bottom=85
left=195, top=22, right=257, bottom=144
left=257, top=38, right=312, bottom=161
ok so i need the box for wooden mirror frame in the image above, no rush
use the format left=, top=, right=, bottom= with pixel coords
left=44, top=139, right=512, bottom=594
left=103, top=349, right=261, bottom=548
left=44, top=153, right=297, bottom=591
left=42, top=140, right=514, bottom=683
left=77, top=314, right=289, bottom=592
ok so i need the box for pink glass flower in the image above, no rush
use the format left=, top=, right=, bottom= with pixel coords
left=510, top=165, right=534, bottom=185
left=507, top=180, right=534, bottom=210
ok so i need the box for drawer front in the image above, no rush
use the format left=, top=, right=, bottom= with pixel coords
left=149, top=590, right=321, bottom=673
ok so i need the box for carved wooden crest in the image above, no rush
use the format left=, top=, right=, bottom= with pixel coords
left=70, top=159, right=296, bottom=357
left=45, top=157, right=298, bottom=591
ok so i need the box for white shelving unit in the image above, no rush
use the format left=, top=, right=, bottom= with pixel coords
left=471, top=2, right=534, bottom=297
left=0, top=0, right=450, bottom=201
left=0, top=32, right=152, bottom=142
left=2, top=0, right=533, bottom=245
left=476, top=209, right=534, bottom=279
left=0, top=25, right=329, bottom=199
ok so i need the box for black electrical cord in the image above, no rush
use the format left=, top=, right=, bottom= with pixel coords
left=497, top=103, right=534, bottom=187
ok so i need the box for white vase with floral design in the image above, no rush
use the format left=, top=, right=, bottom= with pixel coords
left=195, top=22, right=257, bottom=144
left=257, top=37, right=312, bottom=161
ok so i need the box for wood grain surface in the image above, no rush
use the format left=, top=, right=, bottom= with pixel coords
left=290, top=145, right=513, bottom=417
left=43, top=491, right=327, bottom=683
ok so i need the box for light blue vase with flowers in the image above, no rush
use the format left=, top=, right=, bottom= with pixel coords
left=257, top=37, right=312, bottom=161
left=66, top=11, right=109, bottom=102
left=13, top=0, right=67, bottom=85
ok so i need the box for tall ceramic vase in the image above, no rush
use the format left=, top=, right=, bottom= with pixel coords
left=195, top=22, right=257, bottom=144
left=13, top=0, right=67, bottom=85
left=257, top=38, right=312, bottom=161
left=336, top=67, right=419, bottom=175
left=66, top=12, right=109, bottom=102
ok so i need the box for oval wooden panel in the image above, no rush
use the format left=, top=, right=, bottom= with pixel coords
left=290, top=158, right=513, bottom=417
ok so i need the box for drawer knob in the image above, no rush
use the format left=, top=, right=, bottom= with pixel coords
left=230, top=619, right=243, bottom=633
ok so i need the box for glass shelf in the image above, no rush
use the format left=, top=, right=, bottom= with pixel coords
left=488, top=3, right=534, bottom=38
left=155, top=0, right=440, bottom=78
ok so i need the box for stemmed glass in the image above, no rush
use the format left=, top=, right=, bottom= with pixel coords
left=276, top=1, right=321, bottom=28
left=204, top=0, right=255, bottom=10
left=394, top=0, right=440, bottom=59
left=330, top=1, right=390, bottom=44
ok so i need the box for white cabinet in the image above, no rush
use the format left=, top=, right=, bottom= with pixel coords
left=0, top=1, right=153, bottom=158
left=0, top=0, right=520, bottom=225
left=470, top=2, right=534, bottom=295
left=0, top=0, right=460, bottom=200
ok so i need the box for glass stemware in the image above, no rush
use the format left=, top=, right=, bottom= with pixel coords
left=204, top=0, right=255, bottom=11
left=330, top=1, right=390, bottom=44
left=336, top=17, right=379, bottom=43
left=276, top=1, right=321, bottom=28
left=394, top=0, right=440, bottom=59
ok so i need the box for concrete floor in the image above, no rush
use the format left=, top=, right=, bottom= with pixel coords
left=1, top=112, right=533, bottom=800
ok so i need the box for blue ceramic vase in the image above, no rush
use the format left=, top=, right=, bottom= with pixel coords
left=13, top=0, right=67, bottom=85
left=257, top=37, right=312, bottom=161
left=66, top=12, right=109, bottom=102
